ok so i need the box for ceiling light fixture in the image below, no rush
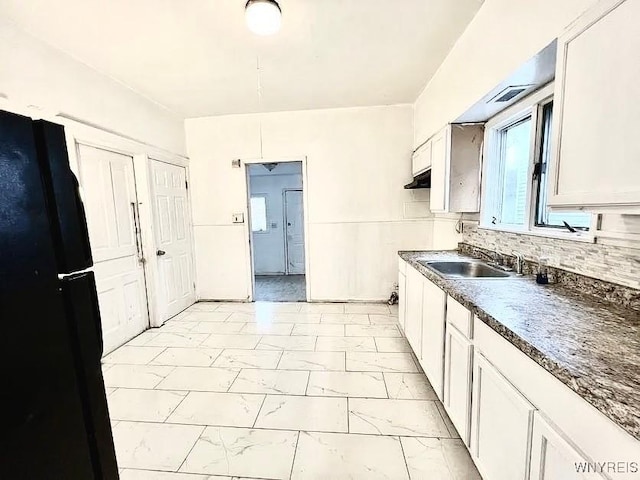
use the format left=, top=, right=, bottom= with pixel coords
left=245, top=0, right=282, bottom=36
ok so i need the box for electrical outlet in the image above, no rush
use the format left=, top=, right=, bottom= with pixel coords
left=232, top=213, right=244, bottom=223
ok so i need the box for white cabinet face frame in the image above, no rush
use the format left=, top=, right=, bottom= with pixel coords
left=405, top=266, right=425, bottom=358
left=548, top=0, right=640, bottom=211
left=398, top=270, right=407, bottom=332
left=471, top=352, right=535, bottom=480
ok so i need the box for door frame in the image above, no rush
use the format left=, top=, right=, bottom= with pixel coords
left=62, top=119, right=191, bottom=328
left=243, top=157, right=310, bottom=302
left=282, top=188, right=304, bottom=275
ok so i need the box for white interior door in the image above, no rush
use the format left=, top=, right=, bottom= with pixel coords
left=150, top=160, right=195, bottom=322
left=77, top=144, right=148, bottom=354
left=284, top=189, right=305, bottom=275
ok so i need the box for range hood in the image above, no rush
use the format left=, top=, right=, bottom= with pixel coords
left=404, top=169, right=431, bottom=189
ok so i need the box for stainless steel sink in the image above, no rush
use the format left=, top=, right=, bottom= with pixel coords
left=419, top=260, right=511, bottom=278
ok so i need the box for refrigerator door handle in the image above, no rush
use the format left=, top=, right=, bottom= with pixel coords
left=130, top=202, right=145, bottom=264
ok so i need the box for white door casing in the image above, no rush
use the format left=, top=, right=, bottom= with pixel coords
left=284, top=189, right=305, bottom=275
left=76, top=144, right=148, bottom=354
left=150, top=160, right=195, bottom=322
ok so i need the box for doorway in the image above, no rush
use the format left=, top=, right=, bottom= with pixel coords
left=247, top=162, right=306, bottom=302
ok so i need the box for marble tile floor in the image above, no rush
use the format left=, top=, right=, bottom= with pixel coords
left=104, top=301, right=481, bottom=480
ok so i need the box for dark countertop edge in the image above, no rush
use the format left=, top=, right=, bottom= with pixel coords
left=398, top=249, right=640, bottom=441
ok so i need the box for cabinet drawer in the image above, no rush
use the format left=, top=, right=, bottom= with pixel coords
left=446, top=296, right=472, bottom=338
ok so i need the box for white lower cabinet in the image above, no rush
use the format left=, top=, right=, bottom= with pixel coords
left=471, top=352, right=535, bottom=480
left=443, top=323, right=473, bottom=445
left=420, top=279, right=446, bottom=400
left=529, top=413, right=600, bottom=480
left=397, top=259, right=639, bottom=480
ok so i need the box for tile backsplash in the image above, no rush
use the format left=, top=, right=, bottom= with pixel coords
left=462, top=224, right=640, bottom=290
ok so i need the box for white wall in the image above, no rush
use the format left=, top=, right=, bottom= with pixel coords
left=413, top=0, right=597, bottom=147
left=0, top=20, right=185, bottom=155
left=249, top=163, right=303, bottom=275
left=186, top=105, right=434, bottom=302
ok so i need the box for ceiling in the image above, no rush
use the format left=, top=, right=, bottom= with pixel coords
left=0, top=0, right=484, bottom=118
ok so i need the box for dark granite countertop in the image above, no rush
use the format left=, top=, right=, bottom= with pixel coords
left=399, top=250, right=640, bottom=441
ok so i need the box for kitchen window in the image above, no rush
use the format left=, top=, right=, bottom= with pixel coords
left=250, top=195, right=268, bottom=233
left=481, top=83, right=593, bottom=239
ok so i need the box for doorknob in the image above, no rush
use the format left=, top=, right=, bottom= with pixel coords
left=157, top=249, right=166, bottom=256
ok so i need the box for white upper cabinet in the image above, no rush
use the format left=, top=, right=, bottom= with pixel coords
left=412, top=140, right=432, bottom=176
left=428, top=123, right=484, bottom=214
left=548, top=0, right=640, bottom=212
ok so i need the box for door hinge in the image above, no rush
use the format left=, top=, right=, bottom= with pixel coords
left=185, top=179, right=189, bottom=190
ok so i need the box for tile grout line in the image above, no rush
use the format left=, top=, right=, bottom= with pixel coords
left=174, top=424, right=207, bottom=474
left=303, top=370, right=311, bottom=396
left=288, top=431, right=301, bottom=480
left=161, top=390, right=190, bottom=423
left=398, top=435, right=413, bottom=480
left=113, top=417, right=449, bottom=438
left=207, top=348, right=225, bottom=367
left=346, top=397, right=350, bottom=433
left=275, top=349, right=285, bottom=369
left=252, top=394, right=269, bottom=428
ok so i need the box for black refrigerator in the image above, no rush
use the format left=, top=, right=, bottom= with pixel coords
left=0, top=109, right=119, bottom=479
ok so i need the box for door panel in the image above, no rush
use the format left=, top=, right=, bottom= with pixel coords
left=76, top=144, right=148, bottom=354
left=150, top=160, right=195, bottom=322
left=284, top=189, right=305, bottom=275
left=471, top=352, right=535, bottom=480
left=529, top=413, right=600, bottom=480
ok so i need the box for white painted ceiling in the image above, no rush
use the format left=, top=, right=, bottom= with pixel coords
left=0, top=0, right=483, bottom=118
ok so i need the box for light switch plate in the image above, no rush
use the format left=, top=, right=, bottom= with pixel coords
left=232, top=213, right=244, bottom=224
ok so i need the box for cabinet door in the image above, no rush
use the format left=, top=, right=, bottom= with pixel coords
left=398, top=270, right=406, bottom=332
left=549, top=0, right=640, bottom=210
left=430, top=126, right=450, bottom=213
left=471, top=352, right=535, bottom=480
left=420, top=280, right=447, bottom=400
left=404, top=267, right=424, bottom=358
left=444, top=324, right=473, bottom=445
left=412, top=140, right=432, bottom=176
left=529, top=413, right=601, bottom=480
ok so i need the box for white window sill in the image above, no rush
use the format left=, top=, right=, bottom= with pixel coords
left=478, top=224, right=595, bottom=243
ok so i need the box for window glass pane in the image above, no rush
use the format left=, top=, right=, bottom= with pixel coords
left=500, top=117, right=532, bottom=225
left=250, top=196, right=267, bottom=232
left=536, top=102, right=591, bottom=230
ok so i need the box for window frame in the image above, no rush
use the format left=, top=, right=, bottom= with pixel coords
left=480, top=83, right=595, bottom=242
left=249, top=194, right=269, bottom=234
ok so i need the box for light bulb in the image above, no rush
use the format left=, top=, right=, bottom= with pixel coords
left=245, top=0, right=282, bottom=36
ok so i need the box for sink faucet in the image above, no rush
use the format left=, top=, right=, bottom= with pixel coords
left=513, top=252, right=525, bottom=275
